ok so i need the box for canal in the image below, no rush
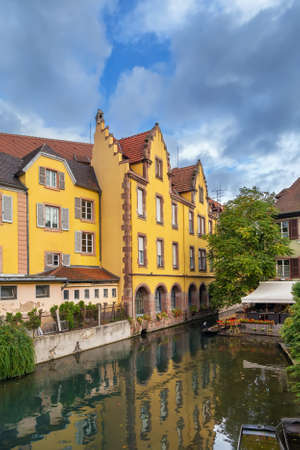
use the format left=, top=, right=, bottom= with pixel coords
left=0, top=323, right=299, bottom=449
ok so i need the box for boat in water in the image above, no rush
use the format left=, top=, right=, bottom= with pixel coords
left=237, top=418, right=300, bottom=449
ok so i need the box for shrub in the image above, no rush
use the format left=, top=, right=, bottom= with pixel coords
left=25, top=308, right=42, bottom=336
left=6, top=312, right=23, bottom=326
left=172, top=308, right=182, bottom=318
left=137, top=316, right=143, bottom=325
left=156, top=313, right=162, bottom=321
left=142, top=314, right=151, bottom=321
left=161, top=312, right=168, bottom=319
left=0, top=324, right=35, bottom=381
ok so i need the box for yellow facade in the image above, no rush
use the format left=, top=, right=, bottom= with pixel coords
left=0, top=187, right=23, bottom=274
left=19, top=154, right=100, bottom=274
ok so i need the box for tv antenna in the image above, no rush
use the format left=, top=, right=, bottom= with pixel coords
left=212, top=185, right=224, bottom=203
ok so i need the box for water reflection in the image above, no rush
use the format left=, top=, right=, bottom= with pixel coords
left=0, top=324, right=299, bottom=449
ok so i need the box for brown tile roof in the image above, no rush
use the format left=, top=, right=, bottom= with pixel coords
left=276, top=178, right=300, bottom=214
left=171, top=164, right=198, bottom=193
left=38, top=266, right=119, bottom=282
left=119, top=130, right=152, bottom=163
left=0, top=132, right=93, bottom=161
left=208, top=197, right=223, bottom=212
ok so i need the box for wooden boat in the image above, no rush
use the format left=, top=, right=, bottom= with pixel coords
left=237, top=418, right=300, bottom=449
left=237, top=424, right=281, bottom=449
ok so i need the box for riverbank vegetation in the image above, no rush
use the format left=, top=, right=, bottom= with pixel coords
left=282, top=282, right=300, bottom=397
left=207, top=187, right=291, bottom=307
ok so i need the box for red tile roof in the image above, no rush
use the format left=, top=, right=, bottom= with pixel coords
left=119, top=130, right=152, bottom=163
left=0, top=132, right=93, bottom=161
left=38, top=266, right=119, bottom=282
left=276, top=178, right=300, bottom=214
left=171, top=164, right=198, bottom=193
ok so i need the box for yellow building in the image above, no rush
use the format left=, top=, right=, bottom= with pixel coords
left=91, top=110, right=221, bottom=327
left=0, top=134, right=118, bottom=315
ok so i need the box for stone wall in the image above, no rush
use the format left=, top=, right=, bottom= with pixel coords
left=34, top=320, right=131, bottom=364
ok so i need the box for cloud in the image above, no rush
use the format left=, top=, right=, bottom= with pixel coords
left=107, top=66, right=163, bottom=137
left=0, top=0, right=114, bottom=137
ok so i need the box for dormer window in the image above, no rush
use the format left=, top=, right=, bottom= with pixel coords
left=46, top=169, right=57, bottom=188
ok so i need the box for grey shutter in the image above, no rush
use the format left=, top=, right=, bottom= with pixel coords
left=58, top=172, right=65, bottom=190
left=62, top=254, right=70, bottom=266
left=39, top=167, right=46, bottom=185
left=2, top=195, right=12, bottom=223
left=61, top=208, right=69, bottom=230
left=45, top=252, right=53, bottom=269
left=36, top=203, right=45, bottom=228
left=75, top=198, right=81, bottom=219
left=75, top=231, right=82, bottom=253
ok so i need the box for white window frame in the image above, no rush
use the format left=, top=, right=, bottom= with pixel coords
left=138, top=236, right=145, bottom=265
left=156, top=196, right=162, bottom=223
left=46, top=169, right=57, bottom=188
left=157, top=239, right=163, bottom=267
left=45, top=205, right=59, bottom=229
left=81, top=199, right=93, bottom=220
left=280, top=221, right=289, bottom=238
left=277, top=259, right=290, bottom=278
left=82, top=232, right=93, bottom=254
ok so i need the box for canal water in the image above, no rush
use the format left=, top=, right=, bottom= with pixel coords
left=0, top=323, right=299, bottom=450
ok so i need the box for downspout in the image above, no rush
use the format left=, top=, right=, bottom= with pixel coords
left=183, top=205, right=186, bottom=306
left=26, top=190, right=29, bottom=274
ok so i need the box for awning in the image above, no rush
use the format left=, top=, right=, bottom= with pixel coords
left=242, top=281, right=295, bottom=304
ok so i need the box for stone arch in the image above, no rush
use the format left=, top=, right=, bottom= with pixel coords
left=154, top=284, right=167, bottom=313
left=188, top=283, right=198, bottom=309
left=170, top=283, right=182, bottom=310
left=199, top=283, right=208, bottom=309
left=134, top=284, right=151, bottom=317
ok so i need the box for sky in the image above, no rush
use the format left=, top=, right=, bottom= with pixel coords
left=0, top=0, right=299, bottom=201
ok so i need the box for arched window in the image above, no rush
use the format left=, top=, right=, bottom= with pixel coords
left=200, top=284, right=208, bottom=309
left=136, top=288, right=146, bottom=316
left=171, top=287, right=177, bottom=309
left=188, top=284, right=196, bottom=306
left=155, top=287, right=163, bottom=312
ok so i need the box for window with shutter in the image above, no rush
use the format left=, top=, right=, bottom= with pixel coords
left=39, top=167, right=46, bottom=185
left=75, top=231, right=82, bottom=253
left=289, top=219, right=298, bottom=240
left=58, top=172, right=65, bottom=190
left=61, top=208, right=69, bottom=230
left=2, top=195, right=12, bottom=223
left=291, top=258, right=299, bottom=278
left=36, top=203, right=45, bottom=228
left=75, top=198, right=81, bottom=219
left=62, top=254, right=70, bottom=266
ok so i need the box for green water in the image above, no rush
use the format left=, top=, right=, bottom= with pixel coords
left=0, top=323, right=299, bottom=449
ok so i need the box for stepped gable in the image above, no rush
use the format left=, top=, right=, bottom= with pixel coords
left=171, top=164, right=198, bottom=193
left=276, top=178, right=300, bottom=214
left=38, top=266, right=119, bottom=282
left=119, top=130, right=152, bottom=163
left=0, top=132, right=93, bottom=160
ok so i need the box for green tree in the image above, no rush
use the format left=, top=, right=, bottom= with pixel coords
left=207, top=187, right=291, bottom=307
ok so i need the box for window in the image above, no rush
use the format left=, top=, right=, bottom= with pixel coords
left=75, top=198, right=94, bottom=221
left=45, top=252, right=60, bottom=268
left=135, top=289, right=145, bottom=316
left=37, top=204, right=69, bottom=230
left=198, top=249, right=207, bottom=271
left=198, top=216, right=206, bottom=236
left=137, top=188, right=145, bottom=217
left=1, top=195, right=13, bottom=223
left=81, top=200, right=93, bottom=220
left=277, top=260, right=290, bottom=278
left=208, top=220, right=213, bottom=235
left=0, top=286, right=17, bottom=300
left=74, top=290, right=80, bottom=300
left=155, top=157, right=163, bottom=179
left=36, top=285, right=50, bottom=298
left=172, top=203, right=178, bottom=228
left=280, top=221, right=289, bottom=238
left=95, top=288, right=99, bottom=299
left=138, top=235, right=146, bottom=266
left=63, top=290, right=69, bottom=300
left=155, top=288, right=163, bottom=312
left=171, top=287, right=177, bottom=309
left=189, top=211, right=194, bottom=234
left=172, top=242, right=179, bottom=269
left=112, top=288, right=117, bottom=298
left=199, top=186, right=204, bottom=203
left=190, top=246, right=195, bottom=270
left=156, top=195, right=163, bottom=224
left=45, top=206, right=59, bottom=229
left=46, top=169, right=57, bottom=188
left=157, top=239, right=164, bottom=268
left=84, top=289, right=90, bottom=299
left=104, top=288, right=108, bottom=298
left=82, top=232, right=93, bottom=253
